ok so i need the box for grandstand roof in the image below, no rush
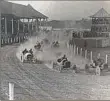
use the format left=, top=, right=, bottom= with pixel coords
left=0, top=1, right=48, bottom=19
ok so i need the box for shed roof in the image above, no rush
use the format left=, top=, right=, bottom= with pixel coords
left=90, top=8, right=110, bottom=18
left=0, top=1, right=48, bottom=19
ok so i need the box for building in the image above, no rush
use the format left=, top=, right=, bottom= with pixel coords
left=90, top=8, right=110, bottom=37
left=0, top=1, right=48, bottom=39
left=73, top=8, right=110, bottom=48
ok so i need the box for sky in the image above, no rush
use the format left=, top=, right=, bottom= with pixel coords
left=8, top=1, right=110, bottom=21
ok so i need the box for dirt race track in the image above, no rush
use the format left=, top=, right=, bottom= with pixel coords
left=1, top=44, right=110, bottom=100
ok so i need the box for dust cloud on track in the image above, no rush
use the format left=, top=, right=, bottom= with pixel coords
left=16, top=30, right=72, bottom=63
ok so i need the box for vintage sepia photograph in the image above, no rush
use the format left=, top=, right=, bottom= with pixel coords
left=1, top=0, right=110, bottom=100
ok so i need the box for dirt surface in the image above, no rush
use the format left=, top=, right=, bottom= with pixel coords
left=1, top=44, right=110, bottom=100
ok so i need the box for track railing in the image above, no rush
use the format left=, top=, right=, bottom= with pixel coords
left=71, top=44, right=108, bottom=65
left=1, top=36, right=29, bottom=47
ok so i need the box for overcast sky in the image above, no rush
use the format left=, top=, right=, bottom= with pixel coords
left=9, top=1, right=110, bottom=21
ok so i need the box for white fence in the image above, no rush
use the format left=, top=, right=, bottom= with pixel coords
left=70, top=44, right=108, bottom=64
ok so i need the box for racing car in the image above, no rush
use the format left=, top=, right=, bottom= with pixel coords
left=52, top=55, right=75, bottom=72
left=51, top=41, right=60, bottom=48
left=34, top=42, right=43, bottom=51
left=21, top=48, right=43, bottom=64
left=85, top=58, right=108, bottom=74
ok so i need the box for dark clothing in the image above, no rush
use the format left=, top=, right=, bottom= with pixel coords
left=36, top=43, right=41, bottom=49
left=29, top=49, right=33, bottom=54
left=22, top=49, right=28, bottom=55
left=62, top=55, right=68, bottom=61
left=62, top=59, right=68, bottom=65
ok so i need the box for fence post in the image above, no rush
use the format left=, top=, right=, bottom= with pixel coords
left=76, top=47, right=78, bottom=55
left=67, top=42, right=69, bottom=50
left=97, top=53, right=100, bottom=58
left=9, top=82, right=14, bottom=100
left=90, top=51, right=93, bottom=62
left=11, top=38, right=12, bottom=43
left=10, top=38, right=11, bottom=43
left=72, top=45, right=74, bottom=56
left=105, top=54, right=108, bottom=64
left=3, top=38, right=4, bottom=45
left=3, top=39, right=4, bottom=44
left=5, top=39, right=7, bottom=44
left=73, top=44, right=76, bottom=55
left=13, top=38, right=14, bottom=43
left=15, top=37, right=17, bottom=42
left=17, top=36, right=19, bottom=43
left=8, top=38, right=9, bottom=44
left=6, top=39, right=7, bottom=44
left=69, top=45, right=71, bottom=54
left=80, top=48, right=82, bottom=56
left=4, top=39, right=5, bottom=44
left=2, top=39, right=3, bottom=45
left=85, top=50, right=87, bottom=59
left=19, top=37, right=20, bottom=43
left=16, top=37, right=18, bottom=42
left=14, top=37, right=16, bottom=43
left=24, top=36, right=25, bottom=40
